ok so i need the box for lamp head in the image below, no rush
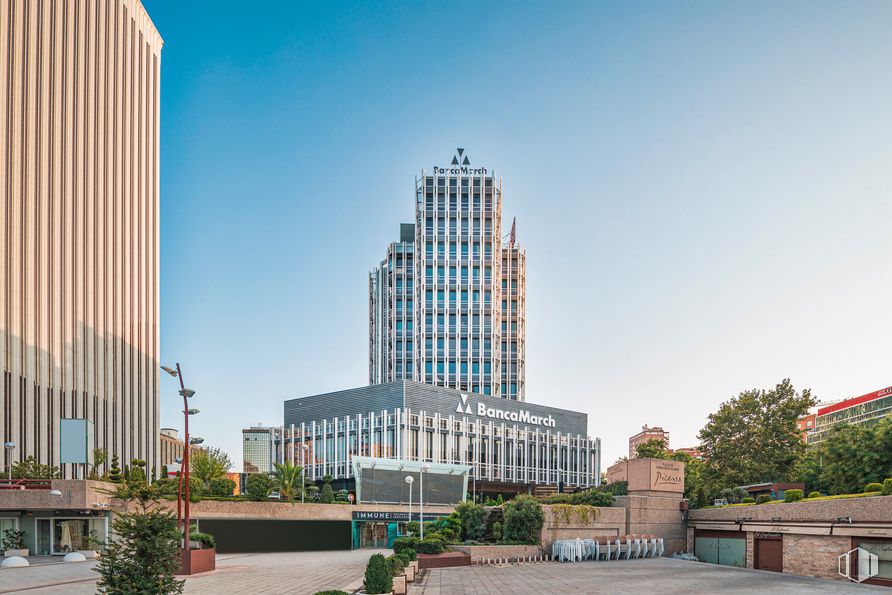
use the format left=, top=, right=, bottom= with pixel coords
left=49, top=489, right=63, bottom=497
left=405, top=476, right=414, bottom=484
left=160, top=365, right=179, bottom=378
left=186, top=409, right=199, bottom=415
left=179, top=388, right=196, bottom=399
left=421, top=463, right=432, bottom=472
left=3, top=441, right=14, bottom=450
left=189, top=437, right=204, bottom=445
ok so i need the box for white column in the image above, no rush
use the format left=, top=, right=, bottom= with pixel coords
left=311, top=421, right=317, bottom=480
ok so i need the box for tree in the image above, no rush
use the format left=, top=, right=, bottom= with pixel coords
left=271, top=462, right=303, bottom=504
left=128, top=459, right=147, bottom=484
left=801, top=418, right=892, bottom=495
left=245, top=473, right=273, bottom=501
left=635, top=438, right=670, bottom=459
left=95, top=479, right=184, bottom=594
left=190, top=447, right=232, bottom=487
left=10, top=456, right=60, bottom=479
left=208, top=478, right=236, bottom=498
left=698, top=379, right=815, bottom=500
left=454, top=501, right=487, bottom=541
left=108, top=455, right=122, bottom=483
left=502, top=495, right=544, bottom=544
left=670, top=452, right=708, bottom=508
left=89, top=448, right=109, bottom=480
left=320, top=474, right=335, bottom=504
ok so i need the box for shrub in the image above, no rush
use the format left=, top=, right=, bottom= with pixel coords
left=455, top=501, right=487, bottom=542
left=884, top=479, right=892, bottom=496
left=336, top=489, right=350, bottom=502
left=539, top=489, right=613, bottom=507
left=189, top=531, right=216, bottom=549
left=756, top=494, right=773, bottom=504
left=2, top=529, right=26, bottom=550
left=363, top=553, right=393, bottom=595
left=208, top=478, right=236, bottom=497
left=387, top=554, right=406, bottom=577
left=502, top=495, right=544, bottom=544
left=245, top=473, right=273, bottom=501
left=314, top=591, right=348, bottom=595
left=741, top=497, right=755, bottom=504
left=393, top=536, right=417, bottom=555
left=491, top=521, right=502, bottom=541
left=865, top=482, right=884, bottom=493
left=719, top=487, right=748, bottom=504
left=784, top=489, right=803, bottom=503
left=806, top=491, right=821, bottom=499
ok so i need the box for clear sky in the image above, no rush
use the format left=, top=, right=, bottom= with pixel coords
left=144, top=1, right=892, bottom=471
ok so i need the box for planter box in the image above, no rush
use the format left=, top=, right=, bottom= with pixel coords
left=417, top=551, right=471, bottom=570
left=177, top=547, right=216, bottom=575
left=393, top=574, right=407, bottom=595
left=404, top=563, right=416, bottom=582
left=3, top=549, right=28, bottom=557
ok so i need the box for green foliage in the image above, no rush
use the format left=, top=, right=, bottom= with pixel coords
left=2, top=529, right=26, bottom=550
left=454, top=501, right=487, bottom=541
left=128, top=459, right=148, bottom=484
left=245, top=473, right=273, bottom=501
left=884, top=479, right=892, bottom=496
left=491, top=521, right=502, bottom=541
left=539, top=489, right=614, bottom=507
left=799, top=418, right=892, bottom=495
left=363, top=553, right=393, bottom=594
left=108, top=455, right=122, bottom=483
left=89, top=448, right=109, bottom=480
left=699, top=379, right=815, bottom=501
left=189, top=530, right=216, bottom=549
left=314, top=591, right=348, bottom=595
left=502, top=495, right=543, bottom=545
left=336, top=489, right=350, bottom=502
left=208, top=477, right=236, bottom=497
left=320, top=483, right=335, bottom=504
left=271, top=461, right=303, bottom=504
left=719, top=487, right=748, bottom=504
left=756, top=494, right=773, bottom=504
left=865, top=482, right=884, bottom=493
left=190, top=447, right=232, bottom=487
left=741, top=497, right=755, bottom=504
left=784, top=489, right=803, bottom=502
left=595, top=481, right=629, bottom=496
left=94, top=493, right=184, bottom=594
left=393, top=536, right=444, bottom=555
left=807, top=491, right=821, bottom=499
left=10, top=456, right=60, bottom=479
left=635, top=438, right=670, bottom=459
left=484, top=507, right=504, bottom=542
left=387, top=554, right=406, bottom=577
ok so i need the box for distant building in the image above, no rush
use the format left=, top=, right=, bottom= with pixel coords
left=629, top=425, right=670, bottom=458
left=673, top=446, right=703, bottom=460
left=159, top=429, right=186, bottom=469
left=242, top=426, right=279, bottom=474
left=806, top=385, right=892, bottom=445
left=796, top=413, right=817, bottom=440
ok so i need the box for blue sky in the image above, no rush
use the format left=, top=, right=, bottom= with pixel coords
left=144, top=0, right=892, bottom=469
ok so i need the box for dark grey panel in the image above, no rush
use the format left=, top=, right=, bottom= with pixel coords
left=284, top=383, right=405, bottom=426
left=399, top=223, right=415, bottom=243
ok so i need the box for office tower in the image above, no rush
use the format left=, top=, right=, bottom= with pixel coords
left=0, top=0, right=163, bottom=478
left=369, top=149, right=526, bottom=400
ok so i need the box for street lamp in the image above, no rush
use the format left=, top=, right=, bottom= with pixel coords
left=4, top=442, right=14, bottom=481
left=405, top=476, right=415, bottom=533
left=162, top=362, right=197, bottom=572
left=419, top=463, right=432, bottom=539
left=301, top=444, right=309, bottom=503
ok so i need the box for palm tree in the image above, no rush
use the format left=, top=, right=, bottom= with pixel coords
left=272, top=461, right=303, bottom=504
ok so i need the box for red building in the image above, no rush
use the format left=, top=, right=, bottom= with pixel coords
left=628, top=425, right=670, bottom=458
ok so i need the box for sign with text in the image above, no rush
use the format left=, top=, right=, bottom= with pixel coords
left=650, top=460, right=684, bottom=493
left=351, top=511, right=448, bottom=522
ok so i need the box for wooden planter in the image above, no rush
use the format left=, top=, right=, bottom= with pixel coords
left=177, top=547, right=216, bottom=575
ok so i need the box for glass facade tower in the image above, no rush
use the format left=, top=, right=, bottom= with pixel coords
left=369, top=149, right=526, bottom=400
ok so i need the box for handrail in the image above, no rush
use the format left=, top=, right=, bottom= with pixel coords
left=0, top=478, right=53, bottom=490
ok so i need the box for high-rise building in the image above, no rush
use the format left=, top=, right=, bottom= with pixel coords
left=242, top=425, right=279, bottom=474
left=629, top=425, right=670, bottom=458
left=0, top=0, right=163, bottom=478
left=369, top=149, right=526, bottom=400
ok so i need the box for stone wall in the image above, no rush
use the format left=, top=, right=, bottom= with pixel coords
left=688, top=495, right=892, bottom=523
left=146, top=499, right=455, bottom=521
left=783, top=534, right=852, bottom=580
left=614, top=494, right=687, bottom=554
left=539, top=504, right=626, bottom=550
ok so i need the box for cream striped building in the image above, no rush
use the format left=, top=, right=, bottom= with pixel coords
left=1, top=0, right=162, bottom=478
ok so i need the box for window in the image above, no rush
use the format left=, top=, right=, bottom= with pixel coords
left=484, top=362, right=491, bottom=374
left=425, top=362, right=433, bottom=374
left=449, top=290, right=456, bottom=303
left=449, top=361, right=456, bottom=374
left=437, top=290, right=444, bottom=303
left=437, top=361, right=445, bottom=374
left=437, top=337, right=444, bottom=350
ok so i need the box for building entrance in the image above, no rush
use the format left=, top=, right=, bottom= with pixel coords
left=358, top=522, right=402, bottom=548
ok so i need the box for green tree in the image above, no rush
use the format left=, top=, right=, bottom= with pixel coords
left=698, top=379, right=815, bottom=500
left=635, top=438, right=670, bottom=459
left=89, top=448, right=109, bottom=480
left=245, top=473, right=273, bottom=501
left=669, top=452, right=708, bottom=508
left=108, top=455, right=122, bottom=483
left=454, top=501, right=487, bottom=541
left=271, top=461, right=303, bottom=504
left=208, top=477, right=236, bottom=497
left=805, top=418, right=892, bottom=494
left=320, top=474, right=335, bottom=504
left=10, top=456, right=60, bottom=479
left=128, top=459, right=147, bottom=484
left=190, top=447, right=232, bottom=488
left=502, top=495, right=544, bottom=544
left=94, top=482, right=184, bottom=594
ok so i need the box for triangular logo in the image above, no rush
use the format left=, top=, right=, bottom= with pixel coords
left=456, top=402, right=464, bottom=413
left=457, top=393, right=472, bottom=415
left=462, top=155, right=470, bottom=165
left=465, top=404, right=472, bottom=414
left=457, top=148, right=464, bottom=157
left=451, top=156, right=459, bottom=165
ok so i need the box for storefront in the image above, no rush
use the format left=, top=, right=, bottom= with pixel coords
left=1, top=512, right=108, bottom=556
left=351, top=510, right=450, bottom=549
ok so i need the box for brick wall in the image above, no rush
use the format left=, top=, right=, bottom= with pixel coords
left=783, top=534, right=851, bottom=581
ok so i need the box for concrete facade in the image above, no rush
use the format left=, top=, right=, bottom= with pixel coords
left=0, top=0, right=163, bottom=479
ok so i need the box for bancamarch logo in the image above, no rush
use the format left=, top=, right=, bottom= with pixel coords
left=434, top=147, right=488, bottom=176
left=456, top=393, right=556, bottom=428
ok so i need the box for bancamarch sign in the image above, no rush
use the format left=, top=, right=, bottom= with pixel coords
left=456, top=393, right=556, bottom=428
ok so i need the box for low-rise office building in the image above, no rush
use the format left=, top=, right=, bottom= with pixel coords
left=806, top=385, right=892, bottom=445
left=282, top=380, right=600, bottom=497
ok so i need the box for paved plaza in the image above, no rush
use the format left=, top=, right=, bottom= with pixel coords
left=412, top=557, right=887, bottom=594
left=4, top=552, right=887, bottom=594
left=1, top=549, right=387, bottom=595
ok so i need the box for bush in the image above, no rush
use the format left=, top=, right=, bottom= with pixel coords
left=719, top=487, right=748, bottom=504
left=502, top=495, right=544, bottom=544
left=336, top=489, right=350, bottom=502
left=314, top=591, right=348, bottom=595
left=784, top=489, right=803, bottom=503
left=539, top=489, right=614, bottom=507
left=741, top=497, right=755, bottom=504
left=455, top=501, right=487, bottom=542
left=2, top=529, right=26, bottom=550
left=484, top=507, right=504, bottom=542
left=756, top=494, right=773, bottom=504
left=393, top=536, right=443, bottom=555
left=491, top=521, right=502, bottom=541
left=884, top=479, right=892, bottom=496
left=245, top=473, right=273, bottom=501
left=208, top=478, right=236, bottom=497
left=363, top=553, right=393, bottom=595
left=387, top=554, right=406, bottom=577
left=189, top=531, right=216, bottom=549
left=865, top=482, right=884, bottom=493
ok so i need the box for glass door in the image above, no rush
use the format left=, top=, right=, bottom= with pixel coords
left=37, top=519, right=51, bottom=555
left=53, top=519, right=89, bottom=553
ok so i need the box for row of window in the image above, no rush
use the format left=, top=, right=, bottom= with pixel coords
left=424, top=241, right=493, bottom=258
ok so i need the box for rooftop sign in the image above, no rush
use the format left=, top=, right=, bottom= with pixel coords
left=455, top=393, right=556, bottom=428
left=433, top=148, right=488, bottom=176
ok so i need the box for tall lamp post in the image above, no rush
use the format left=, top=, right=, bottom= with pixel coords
left=405, top=475, right=414, bottom=533
left=162, top=363, right=197, bottom=571
left=419, top=463, right=431, bottom=539
left=301, top=443, right=309, bottom=503
left=4, top=442, right=14, bottom=481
